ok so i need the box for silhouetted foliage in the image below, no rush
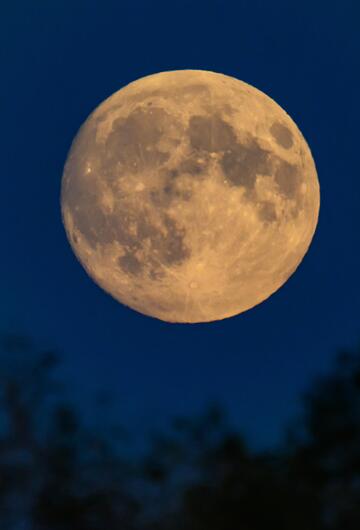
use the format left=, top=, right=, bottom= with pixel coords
left=0, top=333, right=140, bottom=530
left=140, top=348, right=360, bottom=530
left=287, top=350, right=360, bottom=530
left=141, top=411, right=322, bottom=530
left=1, top=331, right=360, bottom=528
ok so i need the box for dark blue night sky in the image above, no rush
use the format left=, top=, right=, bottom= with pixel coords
left=2, top=0, right=359, bottom=450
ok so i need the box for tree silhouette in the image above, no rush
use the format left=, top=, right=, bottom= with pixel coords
left=141, top=348, right=360, bottom=529
left=0, top=333, right=140, bottom=530
left=1, top=331, right=360, bottom=529
left=288, top=349, right=360, bottom=529
left=141, top=409, right=322, bottom=530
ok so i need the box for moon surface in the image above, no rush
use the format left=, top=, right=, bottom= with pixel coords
left=61, top=70, right=320, bottom=323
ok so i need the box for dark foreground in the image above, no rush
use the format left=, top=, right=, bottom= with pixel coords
left=0, top=332, right=359, bottom=530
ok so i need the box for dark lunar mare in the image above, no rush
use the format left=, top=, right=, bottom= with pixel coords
left=103, top=106, right=178, bottom=172
left=258, top=201, right=278, bottom=223
left=114, top=209, right=191, bottom=277
left=186, top=114, right=301, bottom=204
left=62, top=105, right=191, bottom=277
left=188, top=114, right=237, bottom=152
left=270, top=121, right=294, bottom=149
left=220, top=140, right=271, bottom=190
left=63, top=105, right=302, bottom=279
left=274, top=160, right=300, bottom=198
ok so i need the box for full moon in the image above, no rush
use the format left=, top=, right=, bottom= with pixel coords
left=61, top=70, right=320, bottom=323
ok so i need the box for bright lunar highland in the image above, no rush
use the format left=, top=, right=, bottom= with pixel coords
left=61, top=70, right=320, bottom=323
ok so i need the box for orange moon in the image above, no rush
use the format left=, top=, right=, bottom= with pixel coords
left=61, top=70, right=320, bottom=323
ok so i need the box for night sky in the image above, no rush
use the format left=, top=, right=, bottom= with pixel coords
left=2, top=0, right=360, bottom=451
